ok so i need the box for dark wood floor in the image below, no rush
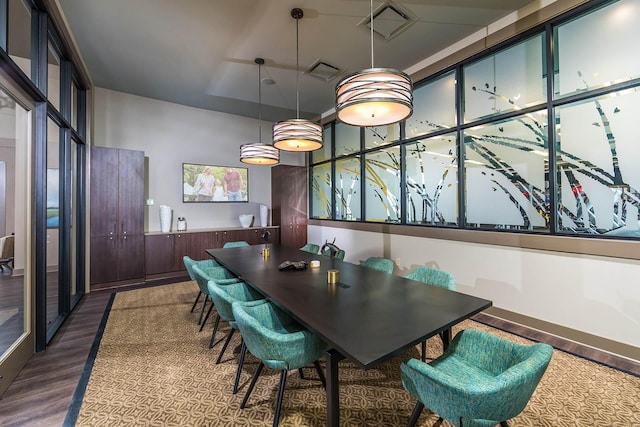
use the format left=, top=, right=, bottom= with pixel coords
left=0, top=287, right=113, bottom=427
left=1, top=281, right=638, bottom=426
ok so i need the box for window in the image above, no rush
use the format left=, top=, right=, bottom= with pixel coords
left=310, top=0, right=639, bottom=242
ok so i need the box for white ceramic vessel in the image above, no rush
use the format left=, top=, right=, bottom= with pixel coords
left=239, top=214, right=253, bottom=228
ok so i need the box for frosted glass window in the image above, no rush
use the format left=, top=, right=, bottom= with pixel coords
left=335, top=122, right=360, bottom=157
left=555, top=88, right=640, bottom=237
left=555, top=0, right=640, bottom=98
left=364, top=147, right=400, bottom=223
left=405, top=132, right=458, bottom=226
left=311, top=163, right=332, bottom=219
left=464, top=111, right=550, bottom=231
left=334, top=157, right=361, bottom=221
left=406, top=72, right=457, bottom=139
left=464, top=34, right=546, bottom=122
left=363, top=124, right=399, bottom=150
left=311, top=124, right=332, bottom=164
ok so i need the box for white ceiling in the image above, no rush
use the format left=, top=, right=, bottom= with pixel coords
left=58, top=0, right=534, bottom=122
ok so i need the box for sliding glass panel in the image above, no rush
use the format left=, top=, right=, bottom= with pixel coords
left=46, top=118, right=60, bottom=330
left=464, top=33, right=546, bottom=122
left=405, top=132, right=458, bottom=226
left=464, top=110, right=550, bottom=231
left=334, top=156, right=361, bottom=221
left=311, top=124, right=332, bottom=164
left=71, top=81, right=79, bottom=131
left=555, top=87, right=640, bottom=237
left=47, top=43, right=61, bottom=112
left=70, top=141, right=78, bottom=299
left=8, top=0, right=32, bottom=78
left=364, top=146, right=400, bottom=222
left=363, top=124, right=399, bottom=150
left=406, top=71, right=457, bottom=139
left=311, top=163, right=332, bottom=220
left=334, top=122, right=360, bottom=157
left=555, top=0, right=640, bottom=99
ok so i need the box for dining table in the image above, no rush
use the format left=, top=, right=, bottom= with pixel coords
left=207, top=243, right=492, bottom=426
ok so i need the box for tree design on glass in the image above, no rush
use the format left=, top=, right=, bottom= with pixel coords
left=365, top=150, right=401, bottom=222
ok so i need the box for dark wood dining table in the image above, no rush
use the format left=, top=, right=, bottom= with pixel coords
left=207, top=244, right=492, bottom=426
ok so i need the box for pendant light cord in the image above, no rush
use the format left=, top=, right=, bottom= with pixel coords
left=370, top=0, right=374, bottom=68
left=258, top=60, right=262, bottom=143
left=295, top=15, right=300, bottom=119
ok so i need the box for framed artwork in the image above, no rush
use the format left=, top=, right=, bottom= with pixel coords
left=182, top=163, right=248, bottom=203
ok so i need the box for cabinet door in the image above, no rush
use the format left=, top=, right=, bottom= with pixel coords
left=90, top=147, right=119, bottom=237
left=193, top=232, right=217, bottom=259
left=90, top=236, right=119, bottom=284
left=118, top=235, right=145, bottom=280
left=118, top=149, right=144, bottom=236
left=219, top=229, right=244, bottom=247
left=272, top=165, right=308, bottom=248
left=174, top=233, right=194, bottom=271
left=145, top=234, right=175, bottom=275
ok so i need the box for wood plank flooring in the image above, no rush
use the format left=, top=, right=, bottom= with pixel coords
left=0, top=280, right=638, bottom=426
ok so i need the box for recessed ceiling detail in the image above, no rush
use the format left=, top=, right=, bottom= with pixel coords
left=358, top=1, right=417, bottom=42
left=306, top=60, right=341, bottom=82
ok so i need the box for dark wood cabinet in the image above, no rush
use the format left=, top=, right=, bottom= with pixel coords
left=272, top=165, right=308, bottom=248
left=90, top=147, right=145, bottom=286
left=144, top=227, right=279, bottom=278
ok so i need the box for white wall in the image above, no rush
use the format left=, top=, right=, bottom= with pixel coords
left=308, top=225, right=640, bottom=350
left=93, top=88, right=304, bottom=231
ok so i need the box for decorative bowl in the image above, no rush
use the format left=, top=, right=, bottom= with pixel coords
left=239, top=214, right=253, bottom=228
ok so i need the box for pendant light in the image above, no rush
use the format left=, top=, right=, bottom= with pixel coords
left=335, top=0, right=413, bottom=127
left=240, top=58, right=280, bottom=165
left=272, top=8, right=323, bottom=152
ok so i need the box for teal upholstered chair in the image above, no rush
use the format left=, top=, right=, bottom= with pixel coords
left=300, top=243, right=320, bottom=254
left=223, top=241, right=250, bottom=248
left=404, top=266, right=456, bottom=359
left=232, top=300, right=328, bottom=427
left=361, top=256, right=394, bottom=274
left=206, top=279, right=264, bottom=363
left=321, top=248, right=345, bottom=260
left=183, top=256, right=223, bottom=313
left=401, top=328, right=553, bottom=427
left=191, top=264, right=239, bottom=329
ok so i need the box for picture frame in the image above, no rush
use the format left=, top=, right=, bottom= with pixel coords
left=182, top=163, right=248, bottom=203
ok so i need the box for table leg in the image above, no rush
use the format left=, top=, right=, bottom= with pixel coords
left=326, top=349, right=345, bottom=427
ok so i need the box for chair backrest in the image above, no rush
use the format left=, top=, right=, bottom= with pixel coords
left=192, top=264, right=236, bottom=294
left=207, top=280, right=263, bottom=322
left=223, top=241, right=250, bottom=248
left=300, top=243, right=320, bottom=254
left=183, top=256, right=198, bottom=280
left=0, top=235, right=14, bottom=259
left=361, top=256, right=394, bottom=274
left=404, top=266, right=455, bottom=291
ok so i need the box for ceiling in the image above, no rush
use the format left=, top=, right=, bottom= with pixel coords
left=58, top=0, right=534, bottom=123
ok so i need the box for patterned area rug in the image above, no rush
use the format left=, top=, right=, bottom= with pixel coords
left=67, top=281, right=640, bottom=426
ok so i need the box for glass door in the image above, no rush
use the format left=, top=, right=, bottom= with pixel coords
left=0, top=72, right=35, bottom=395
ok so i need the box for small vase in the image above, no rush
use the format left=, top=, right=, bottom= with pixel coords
left=159, top=205, right=171, bottom=232
left=259, top=204, right=268, bottom=227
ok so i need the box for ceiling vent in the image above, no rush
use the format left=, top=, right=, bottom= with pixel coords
left=358, top=1, right=417, bottom=42
left=306, top=59, right=341, bottom=82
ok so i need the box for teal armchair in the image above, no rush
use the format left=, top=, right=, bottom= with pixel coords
left=300, top=243, right=320, bottom=254
left=232, top=300, right=328, bottom=427
left=183, top=255, right=223, bottom=313
left=401, top=328, right=553, bottom=427
left=404, top=266, right=456, bottom=358
left=223, top=241, right=250, bottom=248
left=191, top=264, right=239, bottom=329
left=361, top=256, right=395, bottom=274
left=206, top=279, right=264, bottom=360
